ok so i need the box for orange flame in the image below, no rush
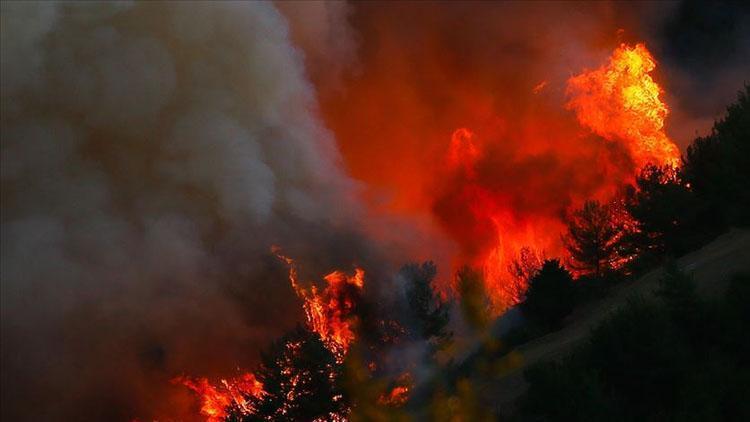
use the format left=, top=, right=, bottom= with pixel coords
left=377, top=385, right=410, bottom=407
left=172, top=373, right=263, bottom=421
left=377, top=373, right=412, bottom=407
left=443, top=127, right=560, bottom=312
left=438, top=43, right=680, bottom=312
left=273, top=247, right=364, bottom=356
left=566, top=43, right=680, bottom=168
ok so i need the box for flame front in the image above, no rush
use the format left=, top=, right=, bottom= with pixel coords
left=274, top=247, right=365, bottom=357
left=176, top=251, right=362, bottom=421
left=567, top=43, right=680, bottom=167
left=436, top=43, right=680, bottom=312
left=173, top=373, right=263, bottom=421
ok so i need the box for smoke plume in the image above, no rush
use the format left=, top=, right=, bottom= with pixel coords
left=0, top=2, right=371, bottom=420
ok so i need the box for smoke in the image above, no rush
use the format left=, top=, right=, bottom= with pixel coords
left=312, top=1, right=749, bottom=304
left=649, top=0, right=750, bottom=145
left=0, top=2, right=373, bottom=420
left=312, top=2, right=647, bottom=300
left=275, top=0, right=358, bottom=92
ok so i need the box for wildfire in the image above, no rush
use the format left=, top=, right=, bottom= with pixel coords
left=566, top=43, right=680, bottom=168
left=433, top=43, right=681, bottom=313
left=176, top=251, right=362, bottom=421
left=442, top=127, right=559, bottom=312
left=173, top=373, right=263, bottom=421
left=273, top=246, right=364, bottom=357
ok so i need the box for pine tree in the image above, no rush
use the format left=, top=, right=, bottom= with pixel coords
left=563, top=200, right=627, bottom=278
left=522, top=259, right=575, bottom=328
left=624, top=165, right=701, bottom=258
left=400, top=262, right=452, bottom=348
left=232, top=326, right=348, bottom=421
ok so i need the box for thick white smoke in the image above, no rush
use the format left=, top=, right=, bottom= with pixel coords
left=0, top=2, right=368, bottom=420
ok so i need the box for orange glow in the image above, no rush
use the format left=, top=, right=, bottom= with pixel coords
left=440, top=127, right=565, bottom=311
left=533, top=80, right=548, bottom=94
left=173, top=373, right=263, bottom=421
left=567, top=43, right=680, bottom=167
left=377, top=385, right=410, bottom=407
left=175, top=250, right=362, bottom=421
left=273, top=247, right=364, bottom=357
left=377, top=373, right=412, bottom=407
left=431, top=44, right=679, bottom=311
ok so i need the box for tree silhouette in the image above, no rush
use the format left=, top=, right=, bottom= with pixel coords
left=563, top=200, right=628, bottom=278
left=456, top=266, right=492, bottom=331
left=231, top=326, right=348, bottom=421
left=624, top=165, right=700, bottom=259
left=522, top=259, right=575, bottom=328
left=507, top=247, right=544, bottom=305
left=683, top=85, right=750, bottom=227
left=400, top=261, right=452, bottom=348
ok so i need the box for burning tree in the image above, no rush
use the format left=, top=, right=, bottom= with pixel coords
left=563, top=200, right=630, bottom=278
left=231, top=326, right=348, bottom=422
left=506, top=247, right=545, bottom=305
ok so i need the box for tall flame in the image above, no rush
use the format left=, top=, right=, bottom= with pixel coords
left=176, top=251, right=363, bottom=421
left=440, top=43, right=680, bottom=312
left=273, top=246, right=364, bottom=357
left=566, top=43, right=680, bottom=167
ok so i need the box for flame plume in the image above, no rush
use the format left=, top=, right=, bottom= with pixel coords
left=173, top=373, right=263, bottom=422
left=273, top=246, right=365, bottom=357
left=567, top=43, right=680, bottom=167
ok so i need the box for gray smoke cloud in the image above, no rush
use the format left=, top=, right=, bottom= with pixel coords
left=0, top=2, right=373, bottom=420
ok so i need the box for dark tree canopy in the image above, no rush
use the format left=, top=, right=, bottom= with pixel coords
left=522, top=259, right=575, bottom=328
left=232, top=326, right=348, bottom=422
left=520, top=272, right=750, bottom=421
left=400, top=261, right=452, bottom=348
left=683, top=85, right=750, bottom=227
left=456, top=266, right=492, bottom=331
left=563, top=200, right=628, bottom=278
left=624, top=165, right=701, bottom=258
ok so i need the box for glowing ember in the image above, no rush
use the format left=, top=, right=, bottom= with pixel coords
left=566, top=43, right=680, bottom=167
left=378, top=385, right=410, bottom=407
left=173, top=373, right=263, bottom=421
left=273, top=247, right=364, bottom=356
left=377, top=373, right=412, bottom=407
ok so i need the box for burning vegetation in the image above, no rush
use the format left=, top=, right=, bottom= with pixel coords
left=173, top=374, right=263, bottom=421
left=176, top=40, right=691, bottom=421
left=177, top=250, right=364, bottom=420
left=432, top=42, right=680, bottom=313
left=274, top=247, right=365, bottom=357
left=4, top=2, right=749, bottom=421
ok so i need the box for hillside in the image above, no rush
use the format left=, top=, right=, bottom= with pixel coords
left=475, top=228, right=750, bottom=415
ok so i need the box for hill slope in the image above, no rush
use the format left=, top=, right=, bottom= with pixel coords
left=475, top=228, right=750, bottom=415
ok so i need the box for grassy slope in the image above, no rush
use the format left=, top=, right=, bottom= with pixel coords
left=474, top=228, right=750, bottom=416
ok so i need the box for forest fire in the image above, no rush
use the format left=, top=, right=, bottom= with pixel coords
left=173, top=373, right=263, bottom=421
left=176, top=251, right=363, bottom=420
left=4, top=2, right=748, bottom=421
left=567, top=43, right=680, bottom=168
left=431, top=42, right=680, bottom=312
left=175, top=40, right=681, bottom=420
left=273, top=247, right=365, bottom=356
